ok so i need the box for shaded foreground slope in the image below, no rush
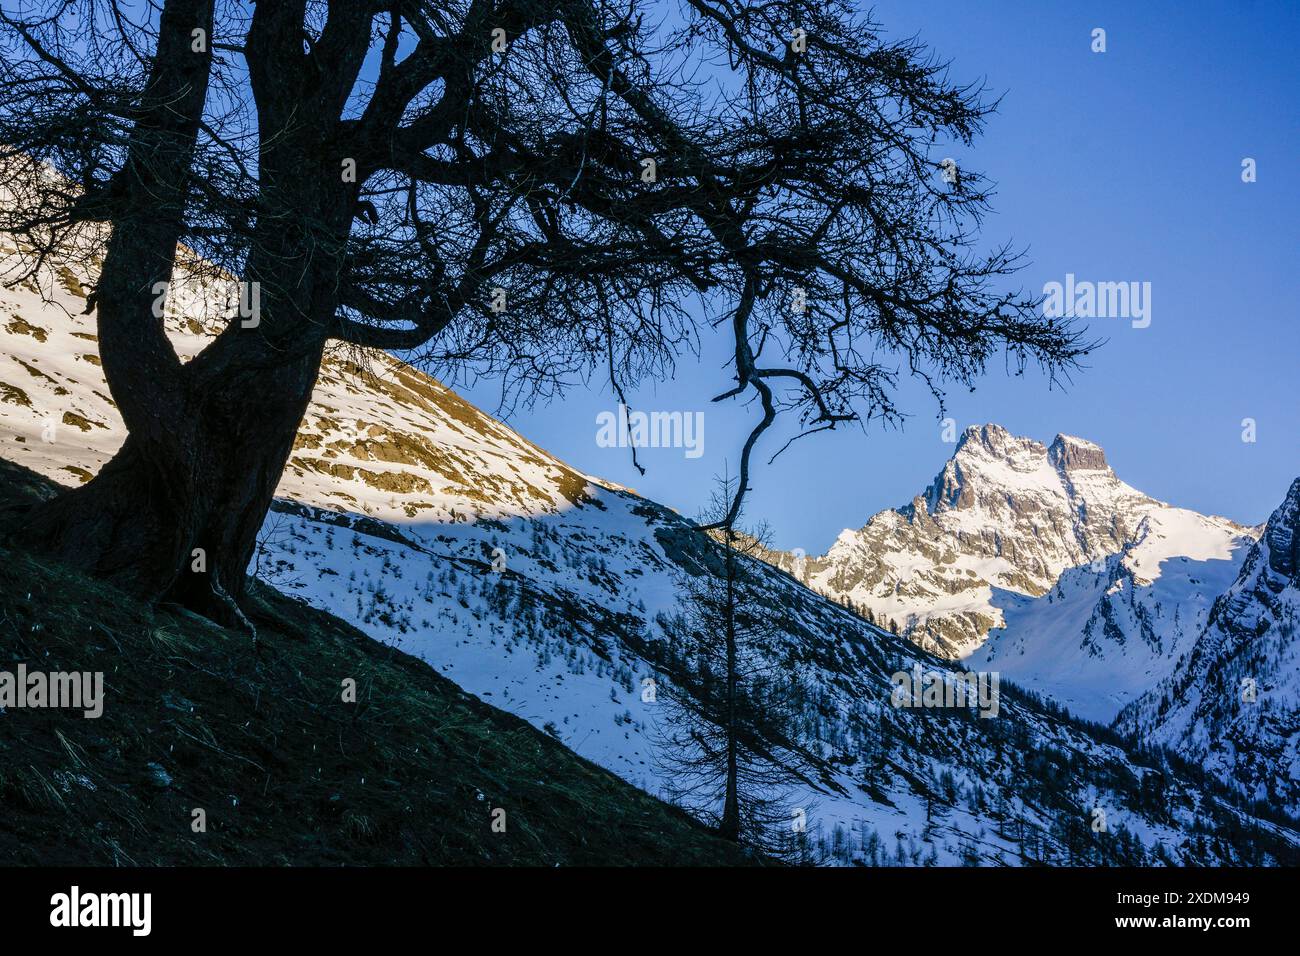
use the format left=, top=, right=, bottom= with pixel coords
left=0, top=461, right=753, bottom=866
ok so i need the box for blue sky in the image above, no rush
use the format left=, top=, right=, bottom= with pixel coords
left=456, top=0, right=1300, bottom=552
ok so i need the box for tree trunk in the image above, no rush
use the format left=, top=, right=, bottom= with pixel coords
left=720, top=528, right=741, bottom=842
left=14, top=0, right=350, bottom=627
left=20, top=343, right=323, bottom=628
left=165, top=347, right=325, bottom=624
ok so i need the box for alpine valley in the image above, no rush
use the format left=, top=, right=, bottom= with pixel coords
left=2, top=237, right=1297, bottom=865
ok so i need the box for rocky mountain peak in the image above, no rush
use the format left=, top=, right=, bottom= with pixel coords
left=920, top=424, right=1116, bottom=519
left=1048, top=433, right=1110, bottom=473
left=917, top=424, right=1046, bottom=514
left=953, top=422, right=1044, bottom=462
left=783, top=422, right=1254, bottom=661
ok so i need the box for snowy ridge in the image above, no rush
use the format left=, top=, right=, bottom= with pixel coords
left=966, top=506, right=1255, bottom=723
left=1118, top=479, right=1300, bottom=815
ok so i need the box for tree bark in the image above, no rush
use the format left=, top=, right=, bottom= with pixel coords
left=21, top=340, right=323, bottom=628
left=12, top=0, right=364, bottom=627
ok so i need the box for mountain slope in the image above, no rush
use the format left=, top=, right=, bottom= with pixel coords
left=0, top=459, right=754, bottom=866
left=1117, top=478, right=1300, bottom=816
left=2, top=241, right=1296, bottom=865
left=965, top=512, right=1252, bottom=723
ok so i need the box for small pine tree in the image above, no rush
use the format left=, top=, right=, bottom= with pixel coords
left=654, top=475, right=813, bottom=855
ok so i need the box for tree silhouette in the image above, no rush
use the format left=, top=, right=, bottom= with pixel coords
left=0, top=0, right=1090, bottom=623
left=653, top=475, right=812, bottom=851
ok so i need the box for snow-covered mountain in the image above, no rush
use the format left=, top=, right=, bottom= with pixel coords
left=2, top=239, right=1295, bottom=864
left=1117, top=479, right=1300, bottom=816
left=766, top=424, right=1257, bottom=721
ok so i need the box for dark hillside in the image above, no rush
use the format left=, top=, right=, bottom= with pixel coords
left=0, top=459, right=754, bottom=866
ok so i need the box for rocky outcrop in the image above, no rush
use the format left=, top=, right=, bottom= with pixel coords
left=1048, top=434, right=1109, bottom=473
left=1264, top=479, right=1300, bottom=581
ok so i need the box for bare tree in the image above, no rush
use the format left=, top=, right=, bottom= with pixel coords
left=0, top=0, right=1091, bottom=624
left=653, top=476, right=814, bottom=851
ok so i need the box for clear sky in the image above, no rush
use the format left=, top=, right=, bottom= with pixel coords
left=457, top=0, right=1300, bottom=552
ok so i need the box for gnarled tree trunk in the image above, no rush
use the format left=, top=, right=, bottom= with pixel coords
left=21, top=331, right=325, bottom=627
left=16, top=0, right=360, bottom=626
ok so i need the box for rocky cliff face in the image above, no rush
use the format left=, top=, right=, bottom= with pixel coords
left=1264, top=483, right=1300, bottom=580
left=1118, top=479, right=1300, bottom=816
left=1048, top=433, right=1110, bottom=473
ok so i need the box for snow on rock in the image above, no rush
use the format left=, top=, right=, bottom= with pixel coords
left=764, top=424, right=1256, bottom=723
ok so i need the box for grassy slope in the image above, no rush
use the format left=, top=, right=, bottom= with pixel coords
left=0, top=460, right=753, bottom=866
